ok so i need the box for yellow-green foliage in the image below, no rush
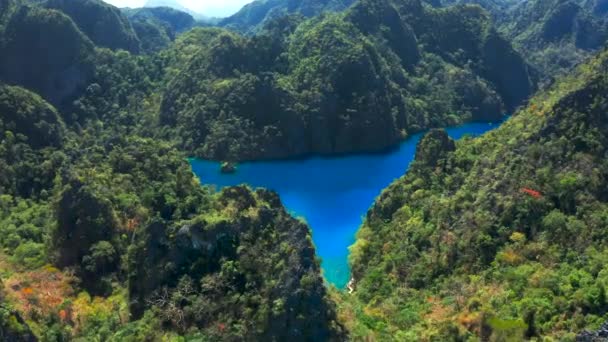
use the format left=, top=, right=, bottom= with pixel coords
left=347, top=50, right=608, bottom=340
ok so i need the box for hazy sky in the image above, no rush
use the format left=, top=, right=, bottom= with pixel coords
left=102, top=0, right=254, bottom=17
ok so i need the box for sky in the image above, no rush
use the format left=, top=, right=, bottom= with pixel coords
left=102, top=0, right=254, bottom=17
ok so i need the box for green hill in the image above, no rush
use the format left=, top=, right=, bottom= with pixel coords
left=0, top=84, right=66, bottom=198
left=0, top=2, right=345, bottom=339
left=221, top=0, right=356, bottom=34
left=345, top=48, right=608, bottom=340
left=434, top=0, right=608, bottom=81
left=45, top=0, right=141, bottom=54
left=0, top=84, right=65, bottom=149
left=123, top=6, right=196, bottom=53
left=161, top=0, right=535, bottom=161
left=2, top=0, right=607, bottom=339
left=0, top=5, right=95, bottom=108
left=500, top=0, right=608, bottom=81
left=124, top=6, right=196, bottom=33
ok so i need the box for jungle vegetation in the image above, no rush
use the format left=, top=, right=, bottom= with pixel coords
left=0, top=0, right=607, bottom=340
left=345, top=48, right=608, bottom=341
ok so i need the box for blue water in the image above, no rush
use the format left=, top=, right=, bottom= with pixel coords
left=189, top=122, right=503, bottom=288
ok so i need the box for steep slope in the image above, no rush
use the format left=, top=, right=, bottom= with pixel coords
left=0, top=84, right=66, bottom=199
left=0, top=84, right=65, bottom=149
left=500, top=0, right=608, bottom=80
left=347, top=49, right=608, bottom=340
left=0, top=3, right=345, bottom=340
left=145, top=0, right=193, bottom=15
left=124, top=6, right=195, bottom=33
left=436, top=0, right=608, bottom=81
left=45, top=0, right=141, bottom=54
left=128, top=187, right=344, bottom=340
left=221, top=0, right=356, bottom=34
left=0, top=5, right=96, bottom=108
left=161, top=0, right=535, bottom=161
left=128, top=16, right=173, bottom=53
left=124, top=7, right=196, bottom=52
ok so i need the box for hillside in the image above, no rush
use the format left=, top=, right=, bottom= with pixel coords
left=162, top=0, right=536, bottom=161
left=0, top=4, right=96, bottom=108
left=345, top=48, right=608, bottom=340
left=220, top=0, right=356, bottom=33
left=45, top=0, right=141, bottom=54
left=2, top=0, right=608, bottom=339
left=145, top=0, right=194, bottom=15
left=500, top=0, right=608, bottom=81
left=436, top=0, right=608, bottom=81
left=124, top=6, right=196, bottom=52
left=0, top=1, right=344, bottom=340
left=124, top=6, right=196, bottom=33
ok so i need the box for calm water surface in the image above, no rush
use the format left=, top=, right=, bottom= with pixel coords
left=190, top=122, right=502, bottom=288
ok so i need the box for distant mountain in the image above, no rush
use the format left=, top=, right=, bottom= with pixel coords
left=125, top=6, right=195, bottom=32
left=124, top=6, right=196, bottom=52
left=144, top=0, right=208, bottom=20
left=433, top=0, right=608, bottom=81
left=221, top=0, right=356, bottom=33
left=496, top=0, right=607, bottom=80
left=144, top=0, right=187, bottom=12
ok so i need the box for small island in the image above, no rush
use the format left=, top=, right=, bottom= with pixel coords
left=220, top=161, right=237, bottom=174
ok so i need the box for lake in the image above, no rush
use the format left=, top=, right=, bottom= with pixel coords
left=190, top=121, right=503, bottom=289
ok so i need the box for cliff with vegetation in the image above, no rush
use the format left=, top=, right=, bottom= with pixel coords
left=0, top=4, right=96, bottom=108
left=0, top=1, right=344, bottom=340
left=1, top=0, right=608, bottom=339
left=345, top=48, right=608, bottom=340
left=435, top=0, right=608, bottom=81
left=221, top=0, right=356, bottom=34
left=124, top=6, right=196, bottom=33
left=45, top=0, right=141, bottom=54
left=123, top=6, right=197, bottom=52
left=162, top=0, right=535, bottom=161
left=499, top=0, right=607, bottom=82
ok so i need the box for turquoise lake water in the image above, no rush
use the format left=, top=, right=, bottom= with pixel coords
left=190, top=121, right=503, bottom=289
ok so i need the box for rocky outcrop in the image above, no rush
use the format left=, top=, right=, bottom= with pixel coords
left=129, top=18, right=173, bottom=53
left=128, top=186, right=345, bottom=340
left=414, top=129, right=456, bottom=168
left=53, top=177, right=119, bottom=295
left=577, top=322, right=608, bottom=341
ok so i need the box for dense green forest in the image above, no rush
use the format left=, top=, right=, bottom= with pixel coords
left=0, top=0, right=343, bottom=340
left=1, top=0, right=607, bottom=340
left=122, top=6, right=198, bottom=52
left=163, top=0, right=535, bottom=161
left=220, top=0, right=356, bottom=34
left=344, top=48, right=608, bottom=340
left=45, top=0, right=141, bottom=53
left=436, top=0, right=608, bottom=81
